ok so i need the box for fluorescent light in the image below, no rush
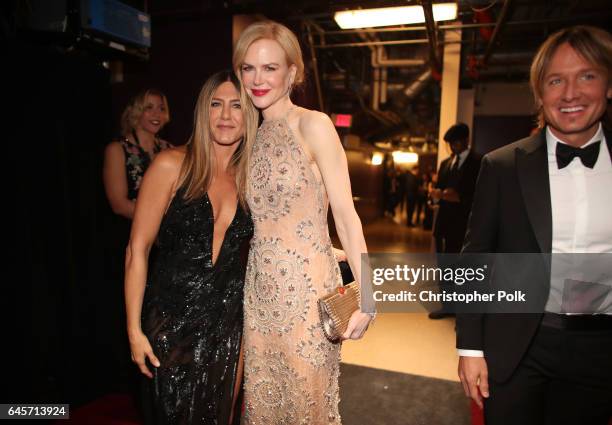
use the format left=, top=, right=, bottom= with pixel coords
left=371, top=152, right=384, bottom=165
left=334, top=3, right=457, bottom=29
left=392, top=151, right=419, bottom=164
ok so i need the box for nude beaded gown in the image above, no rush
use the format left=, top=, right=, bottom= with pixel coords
left=242, top=116, right=343, bottom=424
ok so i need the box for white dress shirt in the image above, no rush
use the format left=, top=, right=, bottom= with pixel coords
left=459, top=123, right=612, bottom=357
left=545, top=124, right=612, bottom=313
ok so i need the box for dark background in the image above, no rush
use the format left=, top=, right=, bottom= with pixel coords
left=6, top=5, right=233, bottom=405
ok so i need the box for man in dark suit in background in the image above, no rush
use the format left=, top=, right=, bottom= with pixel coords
left=398, top=168, right=419, bottom=226
left=457, top=25, right=612, bottom=425
left=429, top=123, right=481, bottom=319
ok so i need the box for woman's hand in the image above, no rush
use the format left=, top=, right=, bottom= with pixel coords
left=129, top=331, right=160, bottom=378
left=341, top=310, right=372, bottom=340
left=332, top=247, right=347, bottom=262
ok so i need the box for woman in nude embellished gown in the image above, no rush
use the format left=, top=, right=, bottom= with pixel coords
left=233, top=21, right=376, bottom=424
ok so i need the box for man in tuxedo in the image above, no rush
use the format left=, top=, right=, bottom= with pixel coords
left=429, top=123, right=481, bottom=319
left=456, top=25, right=612, bottom=425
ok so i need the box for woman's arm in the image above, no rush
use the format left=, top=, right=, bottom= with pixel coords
left=299, top=111, right=373, bottom=340
left=125, top=149, right=182, bottom=377
left=103, top=142, right=136, bottom=219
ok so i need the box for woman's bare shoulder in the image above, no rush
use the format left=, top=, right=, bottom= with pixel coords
left=296, top=108, right=336, bottom=143
left=297, top=108, right=331, bottom=129
left=152, top=147, right=185, bottom=172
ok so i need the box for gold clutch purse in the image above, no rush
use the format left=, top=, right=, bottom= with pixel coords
left=318, top=282, right=360, bottom=341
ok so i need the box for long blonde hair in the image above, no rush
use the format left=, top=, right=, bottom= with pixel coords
left=178, top=70, right=258, bottom=208
left=232, top=21, right=306, bottom=204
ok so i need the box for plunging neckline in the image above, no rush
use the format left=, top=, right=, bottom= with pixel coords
left=205, top=192, right=239, bottom=268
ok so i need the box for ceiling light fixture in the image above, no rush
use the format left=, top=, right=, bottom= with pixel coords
left=334, top=3, right=458, bottom=29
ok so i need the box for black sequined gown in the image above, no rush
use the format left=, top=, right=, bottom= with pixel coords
left=141, top=188, right=253, bottom=425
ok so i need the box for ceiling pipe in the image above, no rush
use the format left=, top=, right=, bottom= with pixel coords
left=360, top=32, right=427, bottom=109
left=481, top=0, right=512, bottom=68
left=372, top=68, right=381, bottom=110
left=356, top=31, right=382, bottom=111
left=403, top=69, right=433, bottom=99
left=381, top=67, right=388, bottom=104
left=305, top=22, right=325, bottom=111
left=373, top=45, right=425, bottom=67
left=315, top=39, right=433, bottom=49
left=358, top=31, right=425, bottom=69
left=419, top=0, right=442, bottom=73
left=484, top=51, right=534, bottom=64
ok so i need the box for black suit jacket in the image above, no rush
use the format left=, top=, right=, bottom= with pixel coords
left=456, top=126, right=612, bottom=382
left=433, top=150, right=481, bottom=242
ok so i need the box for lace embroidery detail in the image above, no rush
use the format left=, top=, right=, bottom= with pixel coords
left=244, top=117, right=342, bottom=424
left=245, top=237, right=316, bottom=335
left=244, top=347, right=315, bottom=425
left=296, top=324, right=335, bottom=368
left=248, top=120, right=308, bottom=222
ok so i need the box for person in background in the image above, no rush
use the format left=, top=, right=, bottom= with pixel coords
left=399, top=167, right=419, bottom=226
left=423, top=171, right=436, bottom=230
left=103, top=89, right=173, bottom=220
left=383, top=157, right=399, bottom=217
left=414, top=171, right=428, bottom=226
left=429, top=123, right=481, bottom=319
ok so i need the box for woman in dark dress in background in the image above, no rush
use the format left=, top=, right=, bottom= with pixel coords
left=124, top=71, right=257, bottom=424
left=103, top=88, right=173, bottom=219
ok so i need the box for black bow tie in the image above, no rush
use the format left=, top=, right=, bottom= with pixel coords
left=556, top=141, right=600, bottom=169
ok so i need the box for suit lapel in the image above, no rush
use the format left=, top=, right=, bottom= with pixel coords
left=516, top=130, right=552, bottom=253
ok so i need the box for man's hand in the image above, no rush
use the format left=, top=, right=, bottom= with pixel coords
left=430, top=188, right=442, bottom=200
left=458, top=356, right=490, bottom=409
left=442, top=188, right=460, bottom=202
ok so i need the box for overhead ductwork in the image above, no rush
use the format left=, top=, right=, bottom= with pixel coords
left=372, top=45, right=425, bottom=68
left=403, top=69, right=433, bottom=100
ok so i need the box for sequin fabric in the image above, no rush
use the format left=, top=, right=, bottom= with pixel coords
left=243, top=118, right=342, bottom=424
left=141, top=187, right=253, bottom=425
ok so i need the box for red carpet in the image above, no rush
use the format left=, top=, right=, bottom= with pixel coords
left=60, top=394, right=141, bottom=425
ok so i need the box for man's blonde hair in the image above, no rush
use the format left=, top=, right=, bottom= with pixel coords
left=530, top=25, right=612, bottom=128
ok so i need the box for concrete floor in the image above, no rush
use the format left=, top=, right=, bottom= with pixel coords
left=337, top=214, right=461, bottom=382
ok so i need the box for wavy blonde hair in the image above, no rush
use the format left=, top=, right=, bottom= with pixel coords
left=232, top=21, right=305, bottom=203
left=232, top=20, right=305, bottom=87
left=120, top=89, right=170, bottom=137
left=177, top=71, right=258, bottom=209
left=530, top=25, right=612, bottom=128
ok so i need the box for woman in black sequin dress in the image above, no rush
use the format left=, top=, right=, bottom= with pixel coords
left=124, top=71, right=258, bottom=425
